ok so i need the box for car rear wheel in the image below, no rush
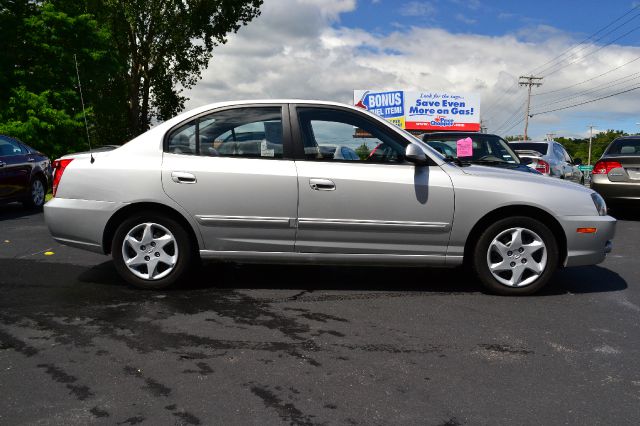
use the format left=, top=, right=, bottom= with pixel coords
left=472, top=216, right=559, bottom=295
left=112, top=213, right=194, bottom=289
left=23, top=177, right=46, bottom=209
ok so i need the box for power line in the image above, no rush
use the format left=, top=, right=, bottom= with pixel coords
left=533, top=71, right=640, bottom=108
left=533, top=54, right=640, bottom=96
left=540, top=24, right=640, bottom=78
left=530, top=84, right=640, bottom=116
left=491, top=100, right=527, bottom=134
left=529, top=4, right=640, bottom=75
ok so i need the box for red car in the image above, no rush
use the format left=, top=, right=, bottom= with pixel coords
left=0, top=135, right=52, bottom=209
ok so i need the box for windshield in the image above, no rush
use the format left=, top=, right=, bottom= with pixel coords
left=423, top=134, right=520, bottom=164
left=509, top=142, right=548, bottom=155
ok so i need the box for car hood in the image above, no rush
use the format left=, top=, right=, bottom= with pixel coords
left=461, top=164, right=591, bottom=192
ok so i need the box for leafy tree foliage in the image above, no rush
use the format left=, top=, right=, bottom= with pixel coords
left=90, top=0, right=263, bottom=136
left=557, top=130, right=627, bottom=164
left=0, top=0, right=263, bottom=158
left=355, top=142, right=371, bottom=160
left=0, top=1, right=118, bottom=158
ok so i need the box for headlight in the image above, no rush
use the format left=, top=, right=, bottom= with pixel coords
left=591, top=192, right=607, bottom=216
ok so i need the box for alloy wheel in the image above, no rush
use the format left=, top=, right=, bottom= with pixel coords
left=31, top=179, right=45, bottom=206
left=486, top=227, right=547, bottom=288
left=121, top=222, right=179, bottom=280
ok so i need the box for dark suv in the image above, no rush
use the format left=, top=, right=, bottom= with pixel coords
left=0, top=135, right=51, bottom=209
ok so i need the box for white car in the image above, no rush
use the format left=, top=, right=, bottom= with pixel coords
left=509, top=140, right=585, bottom=184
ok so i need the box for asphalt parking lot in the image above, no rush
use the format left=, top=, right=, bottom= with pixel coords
left=1, top=204, right=639, bottom=425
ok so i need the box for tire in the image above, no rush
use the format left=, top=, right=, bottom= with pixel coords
left=22, top=176, right=46, bottom=209
left=112, top=213, right=194, bottom=289
left=472, top=216, right=559, bottom=296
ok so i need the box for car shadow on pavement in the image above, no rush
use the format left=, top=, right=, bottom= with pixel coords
left=0, top=203, right=42, bottom=220
left=77, top=261, right=627, bottom=296
left=609, top=206, right=640, bottom=221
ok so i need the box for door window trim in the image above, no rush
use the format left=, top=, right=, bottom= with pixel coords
left=288, top=104, right=436, bottom=166
left=163, top=104, right=295, bottom=160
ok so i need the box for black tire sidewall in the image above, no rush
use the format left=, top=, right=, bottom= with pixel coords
left=472, top=216, right=559, bottom=296
left=23, top=177, right=46, bottom=209
left=112, top=213, right=193, bottom=290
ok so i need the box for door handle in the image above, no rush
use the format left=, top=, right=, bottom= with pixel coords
left=171, top=171, right=197, bottom=184
left=27, top=157, right=35, bottom=162
left=309, top=178, right=335, bottom=191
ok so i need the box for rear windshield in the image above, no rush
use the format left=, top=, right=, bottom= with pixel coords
left=606, top=138, right=640, bottom=155
left=509, top=143, right=548, bottom=155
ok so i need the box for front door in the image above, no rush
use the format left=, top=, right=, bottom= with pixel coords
left=290, top=105, right=455, bottom=258
left=0, top=137, right=30, bottom=200
left=161, top=105, right=298, bottom=252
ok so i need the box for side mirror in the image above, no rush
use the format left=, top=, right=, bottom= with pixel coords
left=405, top=144, right=429, bottom=166
left=573, top=158, right=582, bottom=165
left=519, top=157, right=532, bottom=166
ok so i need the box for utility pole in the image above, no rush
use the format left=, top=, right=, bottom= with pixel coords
left=588, top=124, right=596, bottom=165
left=519, top=75, right=543, bottom=140
left=480, top=119, right=487, bottom=133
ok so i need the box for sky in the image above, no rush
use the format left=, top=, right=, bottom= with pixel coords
left=183, top=0, right=640, bottom=140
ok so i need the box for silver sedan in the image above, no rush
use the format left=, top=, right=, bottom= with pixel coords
left=45, top=100, right=615, bottom=295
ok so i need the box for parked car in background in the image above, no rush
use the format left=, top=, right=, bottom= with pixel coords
left=421, top=132, right=541, bottom=174
left=591, top=136, right=640, bottom=207
left=45, top=100, right=615, bottom=296
left=0, top=135, right=51, bottom=209
left=509, top=140, right=584, bottom=184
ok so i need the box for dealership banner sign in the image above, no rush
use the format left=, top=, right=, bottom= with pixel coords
left=354, top=90, right=480, bottom=131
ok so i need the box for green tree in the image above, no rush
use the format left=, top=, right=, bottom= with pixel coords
left=91, top=0, right=263, bottom=136
left=355, top=142, right=371, bottom=160
left=0, top=1, right=118, bottom=158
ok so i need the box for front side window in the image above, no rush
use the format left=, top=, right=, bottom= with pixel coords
left=296, top=108, right=407, bottom=163
left=166, top=107, right=284, bottom=159
left=0, top=137, right=26, bottom=157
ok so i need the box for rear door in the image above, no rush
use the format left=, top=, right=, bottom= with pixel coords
left=161, top=104, right=299, bottom=252
left=290, top=105, right=455, bottom=259
left=0, top=138, right=31, bottom=200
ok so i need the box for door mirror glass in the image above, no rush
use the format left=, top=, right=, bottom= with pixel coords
left=573, top=158, right=582, bottom=165
left=405, top=144, right=428, bottom=165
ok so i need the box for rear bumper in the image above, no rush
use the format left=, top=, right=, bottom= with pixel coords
left=591, top=176, right=640, bottom=203
left=44, top=198, right=125, bottom=254
left=560, top=215, right=617, bottom=267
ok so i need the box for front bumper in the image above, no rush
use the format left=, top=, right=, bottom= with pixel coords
left=44, top=197, right=124, bottom=254
left=560, top=214, right=617, bottom=267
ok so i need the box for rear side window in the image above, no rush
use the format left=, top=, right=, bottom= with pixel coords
left=606, top=138, right=640, bottom=155
left=166, top=107, right=284, bottom=158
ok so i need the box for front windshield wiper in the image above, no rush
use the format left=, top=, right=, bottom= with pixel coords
left=444, top=155, right=471, bottom=167
left=471, top=159, right=511, bottom=165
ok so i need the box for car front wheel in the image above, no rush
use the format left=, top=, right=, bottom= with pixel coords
left=472, top=216, right=559, bottom=295
left=112, top=214, right=194, bottom=289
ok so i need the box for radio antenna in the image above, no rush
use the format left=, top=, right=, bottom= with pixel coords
left=73, top=54, right=94, bottom=164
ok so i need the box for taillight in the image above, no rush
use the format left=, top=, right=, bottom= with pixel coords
left=535, top=159, right=550, bottom=174
left=52, top=158, right=73, bottom=197
left=592, top=160, right=622, bottom=175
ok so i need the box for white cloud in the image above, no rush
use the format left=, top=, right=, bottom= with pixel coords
left=399, top=1, right=436, bottom=17
left=184, top=0, right=640, bottom=139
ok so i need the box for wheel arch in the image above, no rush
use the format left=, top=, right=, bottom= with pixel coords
left=102, top=202, right=201, bottom=256
left=463, top=205, right=567, bottom=266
